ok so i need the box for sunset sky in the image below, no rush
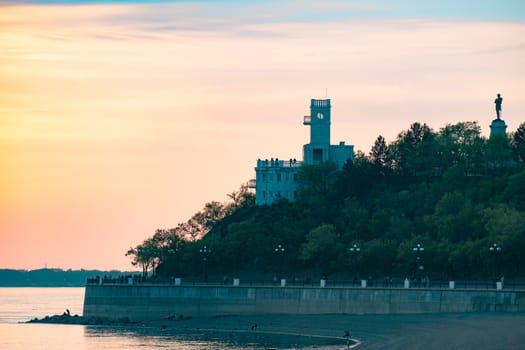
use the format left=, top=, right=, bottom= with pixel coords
left=1, top=0, right=524, bottom=271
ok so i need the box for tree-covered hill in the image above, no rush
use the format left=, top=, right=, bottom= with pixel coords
left=127, top=121, right=525, bottom=281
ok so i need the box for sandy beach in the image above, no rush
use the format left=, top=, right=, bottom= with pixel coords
left=149, top=313, right=525, bottom=349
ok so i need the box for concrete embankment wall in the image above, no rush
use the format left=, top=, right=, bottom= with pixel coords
left=83, top=285, right=525, bottom=321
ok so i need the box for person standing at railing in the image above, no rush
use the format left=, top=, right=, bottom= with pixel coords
left=422, top=276, right=430, bottom=288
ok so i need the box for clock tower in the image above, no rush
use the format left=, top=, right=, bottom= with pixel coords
left=303, top=99, right=331, bottom=164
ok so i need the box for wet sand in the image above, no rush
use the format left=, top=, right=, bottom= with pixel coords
left=151, top=313, right=525, bottom=349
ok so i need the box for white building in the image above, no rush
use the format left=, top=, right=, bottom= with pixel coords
left=251, top=99, right=354, bottom=205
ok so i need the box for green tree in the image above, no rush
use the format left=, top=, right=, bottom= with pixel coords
left=427, top=191, right=485, bottom=242
left=389, top=122, right=434, bottom=175
left=482, top=204, right=525, bottom=277
left=300, top=224, right=344, bottom=277
left=155, top=228, right=186, bottom=277
left=226, top=183, right=255, bottom=211
left=437, top=121, right=482, bottom=173
left=336, top=197, right=368, bottom=242
left=369, top=135, right=389, bottom=171
left=218, top=219, right=275, bottom=273
left=448, top=239, right=486, bottom=279
left=297, top=161, right=338, bottom=198
left=504, top=169, right=525, bottom=210
left=126, top=232, right=162, bottom=277
left=511, top=122, right=525, bottom=163
left=359, top=239, right=397, bottom=278
left=333, top=153, right=375, bottom=200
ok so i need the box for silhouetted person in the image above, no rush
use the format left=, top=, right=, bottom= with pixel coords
left=344, top=331, right=352, bottom=349
left=251, top=323, right=257, bottom=330
left=495, top=93, right=503, bottom=119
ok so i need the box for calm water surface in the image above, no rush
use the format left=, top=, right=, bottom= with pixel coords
left=0, top=288, right=342, bottom=350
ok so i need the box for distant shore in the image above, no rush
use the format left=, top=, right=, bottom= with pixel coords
left=28, top=312, right=525, bottom=349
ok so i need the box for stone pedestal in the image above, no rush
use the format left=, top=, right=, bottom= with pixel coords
left=490, top=118, right=507, bottom=138
left=361, top=280, right=367, bottom=288
left=280, top=279, right=286, bottom=287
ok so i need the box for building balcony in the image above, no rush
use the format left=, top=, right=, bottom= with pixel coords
left=256, top=159, right=303, bottom=168
left=303, top=115, right=311, bottom=125
left=310, top=99, right=330, bottom=107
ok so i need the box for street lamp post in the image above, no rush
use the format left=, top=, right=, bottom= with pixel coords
left=348, top=244, right=361, bottom=285
left=412, top=244, right=425, bottom=286
left=489, top=243, right=502, bottom=282
left=275, top=244, right=285, bottom=279
left=199, top=245, right=211, bottom=282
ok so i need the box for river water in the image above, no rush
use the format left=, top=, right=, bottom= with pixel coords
left=0, top=287, right=343, bottom=350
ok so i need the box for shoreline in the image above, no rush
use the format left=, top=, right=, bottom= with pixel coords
left=146, top=313, right=525, bottom=349
left=27, top=313, right=357, bottom=348
left=27, top=312, right=525, bottom=349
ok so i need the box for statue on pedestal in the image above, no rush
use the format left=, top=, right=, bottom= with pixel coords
left=494, top=93, right=503, bottom=119
left=490, top=93, right=507, bottom=138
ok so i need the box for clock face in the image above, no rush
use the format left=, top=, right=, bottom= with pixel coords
left=317, top=112, right=324, bottom=120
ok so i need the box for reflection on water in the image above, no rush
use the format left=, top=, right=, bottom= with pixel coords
left=84, top=325, right=346, bottom=349
left=0, top=323, right=346, bottom=350
left=0, top=288, right=348, bottom=350
left=0, top=287, right=84, bottom=324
